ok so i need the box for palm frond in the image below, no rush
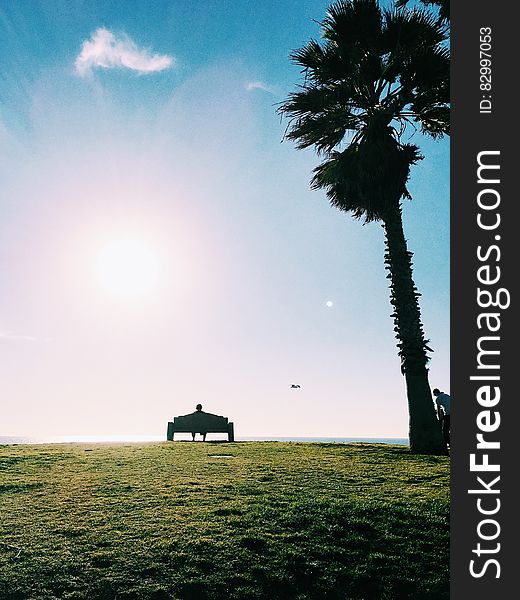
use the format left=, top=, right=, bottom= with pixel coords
left=396, top=0, right=450, bottom=22
left=383, top=7, right=448, bottom=53
left=311, top=136, right=421, bottom=222
left=323, top=0, right=382, bottom=48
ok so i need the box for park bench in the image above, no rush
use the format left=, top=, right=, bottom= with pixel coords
left=167, top=404, right=235, bottom=442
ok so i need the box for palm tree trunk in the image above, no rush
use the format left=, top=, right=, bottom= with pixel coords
left=382, top=205, right=447, bottom=455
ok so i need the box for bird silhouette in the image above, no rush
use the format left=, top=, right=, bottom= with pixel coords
left=290, top=384, right=301, bottom=389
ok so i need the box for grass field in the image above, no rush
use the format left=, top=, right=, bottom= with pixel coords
left=0, top=442, right=449, bottom=600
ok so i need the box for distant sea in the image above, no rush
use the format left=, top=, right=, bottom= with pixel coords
left=0, top=435, right=408, bottom=445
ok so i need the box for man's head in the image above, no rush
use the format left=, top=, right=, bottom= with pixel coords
left=432, top=388, right=440, bottom=396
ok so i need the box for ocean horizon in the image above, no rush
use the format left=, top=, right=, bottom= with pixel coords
left=0, top=435, right=409, bottom=446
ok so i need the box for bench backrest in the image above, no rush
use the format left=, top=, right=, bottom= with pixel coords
left=172, top=411, right=229, bottom=433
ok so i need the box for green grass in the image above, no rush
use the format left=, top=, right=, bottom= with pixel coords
left=0, top=442, right=449, bottom=600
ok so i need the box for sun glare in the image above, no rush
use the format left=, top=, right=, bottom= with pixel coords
left=95, top=239, right=160, bottom=298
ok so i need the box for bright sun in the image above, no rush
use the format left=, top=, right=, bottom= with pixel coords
left=94, top=239, right=160, bottom=298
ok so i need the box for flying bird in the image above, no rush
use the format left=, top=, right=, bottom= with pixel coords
left=290, top=384, right=301, bottom=389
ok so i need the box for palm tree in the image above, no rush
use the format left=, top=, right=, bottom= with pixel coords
left=279, top=0, right=449, bottom=454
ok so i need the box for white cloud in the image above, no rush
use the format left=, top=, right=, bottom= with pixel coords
left=75, top=28, right=174, bottom=77
left=0, top=331, right=38, bottom=342
left=245, top=81, right=276, bottom=95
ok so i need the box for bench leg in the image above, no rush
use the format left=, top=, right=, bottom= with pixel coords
left=228, top=422, right=234, bottom=442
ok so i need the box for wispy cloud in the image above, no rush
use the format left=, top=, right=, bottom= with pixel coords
left=0, top=330, right=38, bottom=342
left=245, top=81, right=276, bottom=95
left=75, top=28, right=174, bottom=77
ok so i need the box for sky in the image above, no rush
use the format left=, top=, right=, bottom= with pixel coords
left=0, top=0, right=449, bottom=439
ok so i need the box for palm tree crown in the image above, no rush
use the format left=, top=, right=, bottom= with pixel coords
left=280, top=0, right=449, bottom=222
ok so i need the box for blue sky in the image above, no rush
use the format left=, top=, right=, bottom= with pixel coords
left=0, top=0, right=449, bottom=438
